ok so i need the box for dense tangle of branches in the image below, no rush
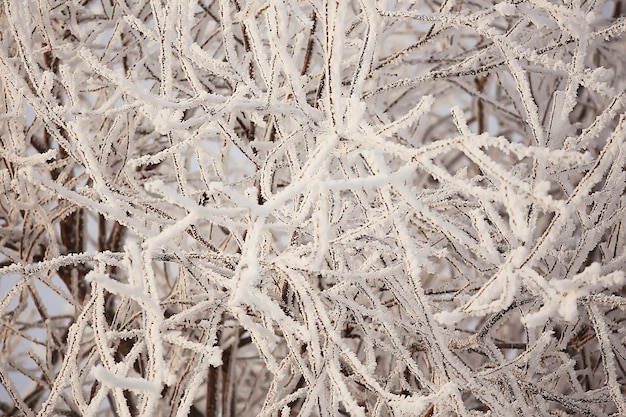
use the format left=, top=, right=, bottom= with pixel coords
left=0, top=0, right=625, bottom=416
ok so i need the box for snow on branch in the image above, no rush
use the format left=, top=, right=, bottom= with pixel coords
left=0, top=0, right=624, bottom=416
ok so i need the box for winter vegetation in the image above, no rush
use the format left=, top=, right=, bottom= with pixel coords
left=0, top=0, right=625, bottom=416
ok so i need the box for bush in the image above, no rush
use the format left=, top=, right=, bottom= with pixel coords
left=1, top=0, right=625, bottom=416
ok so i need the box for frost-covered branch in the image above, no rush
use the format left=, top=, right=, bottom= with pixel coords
left=0, top=0, right=625, bottom=416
